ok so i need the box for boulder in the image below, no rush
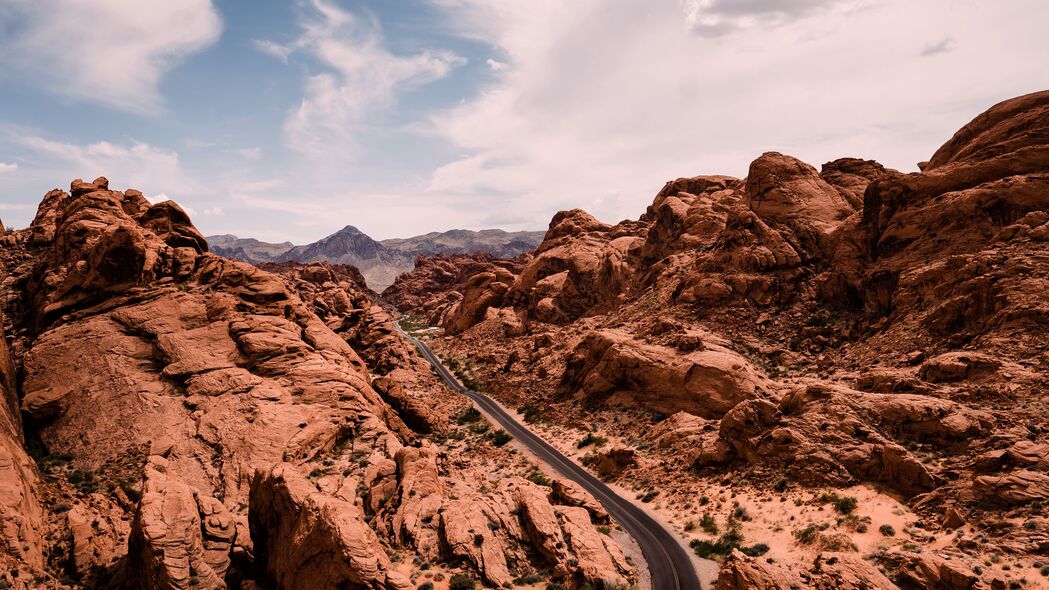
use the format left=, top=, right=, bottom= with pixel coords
left=129, top=456, right=236, bottom=590
left=897, top=552, right=980, bottom=590
left=972, top=470, right=1049, bottom=505
left=550, top=478, right=608, bottom=523
left=561, top=329, right=769, bottom=417
left=249, top=464, right=411, bottom=590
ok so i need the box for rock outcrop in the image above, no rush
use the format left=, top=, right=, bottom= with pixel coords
left=129, top=456, right=237, bottom=590
left=396, top=90, right=1049, bottom=582
left=0, top=308, right=45, bottom=578
left=249, top=464, right=411, bottom=590
left=561, top=329, right=770, bottom=417
left=0, top=177, right=633, bottom=589
left=382, top=252, right=529, bottom=328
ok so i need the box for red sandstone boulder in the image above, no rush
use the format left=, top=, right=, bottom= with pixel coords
left=249, top=464, right=411, bottom=590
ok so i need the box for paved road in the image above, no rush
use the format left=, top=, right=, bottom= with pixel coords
left=396, top=323, right=702, bottom=590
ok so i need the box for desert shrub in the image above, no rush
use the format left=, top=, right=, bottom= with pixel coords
left=700, top=512, right=719, bottom=534
left=519, top=405, right=542, bottom=424
left=732, top=503, right=751, bottom=521
left=793, top=523, right=856, bottom=551
left=514, top=572, right=544, bottom=584
left=879, top=524, right=896, bottom=537
left=457, top=407, right=482, bottom=424
left=526, top=470, right=551, bottom=487
left=690, top=517, right=751, bottom=559
left=577, top=432, right=607, bottom=449
left=740, top=543, right=769, bottom=557
left=488, top=430, right=512, bottom=446
left=793, top=523, right=825, bottom=545
left=820, top=492, right=858, bottom=514
left=449, top=573, right=475, bottom=590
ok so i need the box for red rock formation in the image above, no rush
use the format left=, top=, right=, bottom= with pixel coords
left=0, top=308, right=45, bottom=579
left=561, top=329, right=770, bottom=417
left=0, top=178, right=636, bottom=589
left=381, top=252, right=528, bottom=327
left=249, top=464, right=411, bottom=590
left=410, top=91, right=1049, bottom=581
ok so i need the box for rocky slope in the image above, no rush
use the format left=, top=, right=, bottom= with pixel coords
left=381, top=252, right=530, bottom=325
left=389, top=91, right=1049, bottom=589
left=0, top=178, right=633, bottom=589
left=208, top=227, right=544, bottom=293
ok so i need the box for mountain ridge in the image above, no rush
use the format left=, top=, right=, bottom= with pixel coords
left=207, top=226, right=545, bottom=291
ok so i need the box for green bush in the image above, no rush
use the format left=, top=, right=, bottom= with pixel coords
left=819, top=492, right=858, bottom=514
left=489, top=430, right=512, bottom=447
left=577, top=432, right=607, bottom=449
left=457, top=407, right=482, bottom=424
left=879, top=524, right=896, bottom=537
left=526, top=471, right=551, bottom=487
left=700, top=512, right=719, bottom=534
left=518, top=404, right=542, bottom=424
left=449, top=574, right=475, bottom=590
left=740, top=543, right=769, bottom=556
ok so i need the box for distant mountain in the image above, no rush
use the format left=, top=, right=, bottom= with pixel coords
left=207, top=234, right=294, bottom=263
left=207, top=226, right=544, bottom=291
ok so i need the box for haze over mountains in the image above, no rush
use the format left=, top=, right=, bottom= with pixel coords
left=208, top=226, right=544, bottom=291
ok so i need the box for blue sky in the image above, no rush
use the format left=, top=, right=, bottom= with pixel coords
left=1, top=0, right=1047, bottom=242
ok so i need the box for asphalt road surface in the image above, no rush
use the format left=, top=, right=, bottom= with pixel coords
left=397, top=324, right=703, bottom=590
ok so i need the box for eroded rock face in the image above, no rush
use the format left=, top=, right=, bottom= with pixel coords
left=745, top=152, right=856, bottom=249
left=129, top=456, right=236, bottom=590
left=718, top=384, right=992, bottom=496
left=716, top=549, right=899, bottom=590
left=249, top=464, right=411, bottom=590
left=0, top=309, right=45, bottom=577
left=382, top=253, right=528, bottom=327
left=561, top=329, right=769, bottom=417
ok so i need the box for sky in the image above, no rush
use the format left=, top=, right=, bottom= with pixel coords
left=1, top=0, right=1047, bottom=243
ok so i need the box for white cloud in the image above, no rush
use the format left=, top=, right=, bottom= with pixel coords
left=422, top=0, right=1049, bottom=227
left=681, top=0, right=868, bottom=36
left=486, top=58, right=508, bottom=71
left=258, top=0, right=465, bottom=157
left=16, top=134, right=198, bottom=197
left=0, top=162, right=17, bottom=174
left=237, top=147, right=263, bottom=160
left=0, top=0, right=222, bottom=114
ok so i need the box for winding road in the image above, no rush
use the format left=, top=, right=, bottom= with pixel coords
left=396, top=323, right=703, bottom=590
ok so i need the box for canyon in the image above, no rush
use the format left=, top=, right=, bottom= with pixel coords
left=0, top=89, right=1046, bottom=590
